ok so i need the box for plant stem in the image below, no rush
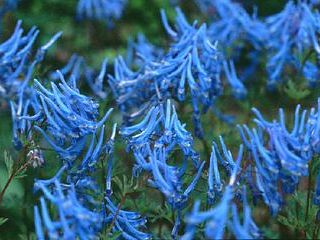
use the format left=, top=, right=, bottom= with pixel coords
left=0, top=161, right=29, bottom=204
left=305, top=161, right=313, bottom=222
left=106, top=193, right=127, bottom=235
left=200, top=137, right=210, bottom=161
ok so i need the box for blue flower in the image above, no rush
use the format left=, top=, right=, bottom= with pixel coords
left=303, top=61, right=320, bottom=87
left=49, top=54, right=84, bottom=83
left=159, top=8, right=222, bottom=136
left=33, top=72, right=113, bottom=142
left=207, top=144, right=223, bottom=204
left=121, top=100, right=200, bottom=170
left=84, top=58, right=109, bottom=99
left=229, top=187, right=261, bottom=239
left=126, top=33, right=163, bottom=68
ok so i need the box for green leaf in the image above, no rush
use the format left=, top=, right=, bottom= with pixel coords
left=284, top=80, right=310, bottom=100
left=277, top=215, right=293, bottom=229
left=14, top=168, right=27, bottom=180
left=4, top=151, right=13, bottom=177
left=0, top=217, right=8, bottom=226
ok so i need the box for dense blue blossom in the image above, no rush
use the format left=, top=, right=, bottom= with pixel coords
left=238, top=99, right=320, bottom=214
left=34, top=166, right=103, bottom=239
left=182, top=149, right=260, bottom=239
left=0, top=21, right=61, bottom=100
left=3, top=1, right=320, bottom=239
left=265, top=1, right=320, bottom=86
left=0, top=20, right=61, bottom=150
left=77, top=0, right=127, bottom=26
left=197, top=0, right=268, bottom=49
left=20, top=72, right=113, bottom=163
left=121, top=100, right=200, bottom=171
left=34, top=72, right=112, bottom=139
left=122, top=100, right=204, bottom=236
left=111, top=8, right=222, bottom=137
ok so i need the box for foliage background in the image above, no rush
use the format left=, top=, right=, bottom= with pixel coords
left=0, top=0, right=319, bottom=239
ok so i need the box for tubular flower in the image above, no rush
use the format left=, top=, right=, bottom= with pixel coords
left=33, top=72, right=112, bottom=141
left=84, top=58, right=109, bottom=99
left=76, top=0, right=127, bottom=26
left=0, top=21, right=61, bottom=150
left=50, top=54, right=109, bottom=98
left=222, top=60, right=247, bottom=99
left=159, top=8, right=222, bottom=136
left=21, top=72, right=113, bottom=163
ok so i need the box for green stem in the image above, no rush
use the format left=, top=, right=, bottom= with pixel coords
left=305, top=161, right=313, bottom=222
left=106, top=193, right=127, bottom=235
left=0, top=160, right=29, bottom=204
left=200, top=137, right=210, bottom=161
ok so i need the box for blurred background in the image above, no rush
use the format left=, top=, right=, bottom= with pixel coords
left=0, top=0, right=318, bottom=239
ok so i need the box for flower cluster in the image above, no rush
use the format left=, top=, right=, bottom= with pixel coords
left=238, top=99, right=320, bottom=214
left=34, top=166, right=103, bottom=239
left=110, top=8, right=221, bottom=137
left=265, top=0, right=320, bottom=86
left=182, top=144, right=261, bottom=240
left=121, top=100, right=204, bottom=236
left=1, top=21, right=61, bottom=149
